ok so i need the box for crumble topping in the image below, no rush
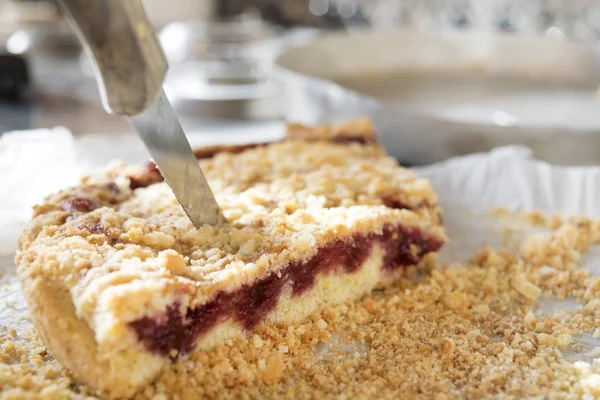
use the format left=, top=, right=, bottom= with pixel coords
left=16, top=130, right=444, bottom=354
left=0, top=326, right=95, bottom=400
left=6, top=212, right=600, bottom=398
left=193, top=119, right=377, bottom=160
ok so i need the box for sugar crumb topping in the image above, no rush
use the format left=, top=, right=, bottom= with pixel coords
left=15, top=123, right=445, bottom=369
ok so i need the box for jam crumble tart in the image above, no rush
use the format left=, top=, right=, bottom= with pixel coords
left=15, top=119, right=445, bottom=398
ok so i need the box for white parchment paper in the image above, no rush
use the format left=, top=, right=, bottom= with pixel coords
left=1, top=127, right=600, bottom=360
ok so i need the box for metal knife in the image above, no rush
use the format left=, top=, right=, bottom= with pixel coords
left=57, top=0, right=222, bottom=227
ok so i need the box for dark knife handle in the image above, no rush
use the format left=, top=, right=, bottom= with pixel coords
left=0, top=54, right=30, bottom=100
left=56, top=0, right=167, bottom=116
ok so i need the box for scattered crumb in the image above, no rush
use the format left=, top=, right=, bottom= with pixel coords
left=262, top=354, right=285, bottom=386
left=438, top=338, right=455, bottom=366
left=0, top=326, right=96, bottom=399
left=513, top=273, right=542, bottom=300
left=572, top=343, right=585, bottom=353
left=524, top=310, right=536, bottom=327
left=5, top=213, right=600, bottom=399
left=587, top=347, right=600, bottom=358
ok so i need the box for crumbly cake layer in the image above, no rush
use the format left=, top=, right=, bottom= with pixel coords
left=16, top=119, right=445, bottom=398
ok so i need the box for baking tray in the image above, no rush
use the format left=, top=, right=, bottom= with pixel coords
left=157, top=20, right=317, bottom=121
left=275, top=29, right=600, bottom=165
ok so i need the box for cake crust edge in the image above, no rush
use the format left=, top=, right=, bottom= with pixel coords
left=17, top=269, right=162, bottom=399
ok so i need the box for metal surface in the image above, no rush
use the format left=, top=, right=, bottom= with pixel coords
left=276, top=29, right=600, bottom=166
left=216, top=0, right=600, bottom=42
left=56, top=0, right=222, bottom=226
left=132, top=89, right=221, bottom=226
left=157, top=19, right=315, bottom=120
left=56, top=0, right=167, bottom=116
left=0, top=52, right=283, bottom=140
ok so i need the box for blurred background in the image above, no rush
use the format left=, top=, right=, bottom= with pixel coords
left=3, top=0, right=600, bottom=164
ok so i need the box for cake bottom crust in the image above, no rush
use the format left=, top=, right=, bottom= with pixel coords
left=19, top=246, right=437, bottom=399
left=18, top=270, right=165, bottom=399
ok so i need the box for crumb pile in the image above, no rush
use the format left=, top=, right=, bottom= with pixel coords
left=4, top=213, right=600, bottom=399
left=0, top=326, right=95, bottom=400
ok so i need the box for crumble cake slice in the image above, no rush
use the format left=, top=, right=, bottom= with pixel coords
left=16, top=119, right=446, bottom=399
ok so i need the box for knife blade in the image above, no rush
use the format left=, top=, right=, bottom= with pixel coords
left=56, top=0, right=222, bottom=227
left=131, top=89, right=221, bottom=227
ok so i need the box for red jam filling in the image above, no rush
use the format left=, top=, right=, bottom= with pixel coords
left=193, top=136, right=374, bottom=160
left=104, top=182, right=121, bottom=195
left=129, top=223, right=443, bottom=357
left=330, top=136, right=374, bottom=145
left=62, top=197, right=99, bottom=213
left=128, top=161, right=164, bottom=189
left=380, top=194, right=413, bottom=210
